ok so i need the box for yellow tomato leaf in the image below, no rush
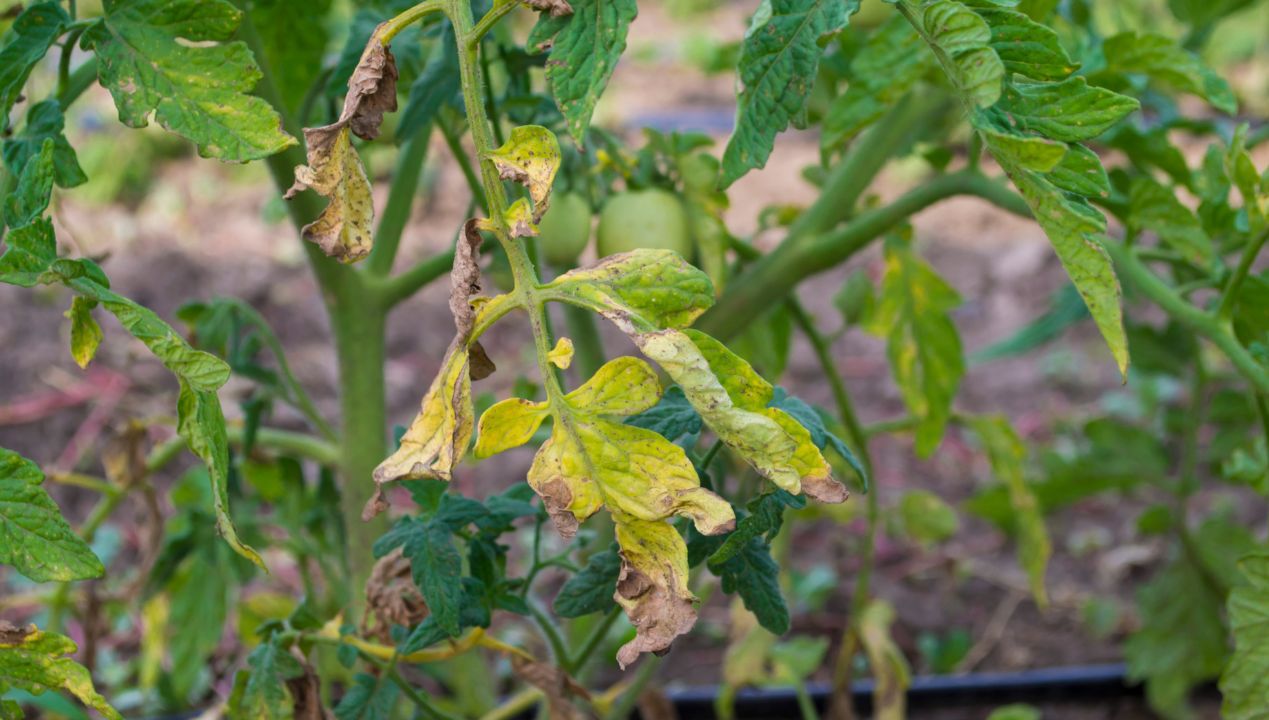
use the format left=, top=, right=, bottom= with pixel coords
left=562, top=356, right=661, bottom=416
left=0, top=622, right=123, bottom=720
left=65, top=297, right=102, bottom=369
left=858, top=600, right=911, bottom=720
left=486, top=125, right=562, bottom=222
left=541, top=249, right=715, bottom=330
left=613, top=518, right=698, bottom=669
left=548, top=337, right=574, bottom=369
left=504, top=197, right=539, bottom=238
left=475, top=398, right=549, bottom=459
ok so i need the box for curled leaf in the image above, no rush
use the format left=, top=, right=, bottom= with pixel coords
left=286, top=29, right=399, bottom=263
left=475, top=398, right=550, bottom=459
left=487, top=125, right=562, bottom=222
left=613, top=519, right=698, bottom=668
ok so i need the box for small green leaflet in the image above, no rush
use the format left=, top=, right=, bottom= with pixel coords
left=228, top=636, right=305, bottom=720
left=710, top=537, right=790, bottom=635
left=1221, top=553, right=1269, bottom=719
left=1100, top=31, right=1236, bottom=115
left=1129, top=176, right=1213, bottom=266
left=334, top=673, right=399, bottom=720
left=553, top=544, right=622, bottom=618
left=863, top=238, right=964, bottom=457
left=919, top=0, right=1004, bottom=108
left=721, top=0, right=861, bottom=187
left=0, top=448, right=104, bottom=583
left=0, top=2, right=68, bottom=122
left=372, top=517, right=465, bottom=636
left=822, top=16, right=931, bottom=151
left=2, top=101, right=87, bottom=189
left=0, top=624, right=122, bottom=720
left=529, top=0, right=638, bottom=146
left=82, top=0, right=296, bottom=161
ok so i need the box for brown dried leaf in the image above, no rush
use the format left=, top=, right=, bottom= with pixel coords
left=286, top=32, right=399, bottom=263
left=511, top=656, right=591, bottom=720
left=613, top=519, right=699, bottom=669
left=285, top=649, right=333, bottom=720
left=364, top=547, right=429, bottom=640
left=522, top=0, right=574, bottom=17
left=451, top=219, right=485, bottom=340
left=0, top=621, right=34, bottom=645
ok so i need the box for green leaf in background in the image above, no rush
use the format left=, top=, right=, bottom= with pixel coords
left=553, top=545, right=622, bottom=618
left=710, top=537, right=790, bottom=635
left=528, top=0, right=638, bottom=146
left=334, top=673, right=399, bottom=720
left=977, top=6, right=1076, bottom=81
left=625, top=386, right=703, bottom=445
left=769, top=388, right=868, bottom=485
left=971, top=416, right=1050, bottom=606
left=0, top=624, right=121, bottom=720
left=822, top=15, right=930, bottom=151
left=1221, top=552, right=1269, bottom=719
left=721, top=0, right=861, bottom=187
left=708, top=489, right=805, bottom=566
left=1126, top=556, right=1228, bottom=719
left=246, top=0, right=334, bottom=117
left=1129, top=176, right=1213, bottom=266
left=898, top=489, right=959, bottom=546
left=0, top=2, right=68, bottom=122
left=228, top=636, right=305, bottom=720
left=0, top=448, right=103, bottom=583
left=987, top=705, right=1042, bottom=720
left=373, top=518, right=464, bottom=636
left=166, top=550, right=230, bottom=702
left=2, top=101, right=87, bottom=188
left=82, top=0, right=296, bottom=161
left=397, top=24, right=461, bottom=142
left=863, top=237, right=964, bottom=457
left=1101, top=31, right=1237, bottom=114
left=3, top=138, right=56, bottom=232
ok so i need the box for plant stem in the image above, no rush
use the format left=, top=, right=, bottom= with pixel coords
left=1105, top=240, right=1269, bottom=395
left=698, top=171, right=1031, bottom=340
left=530, top=602, right=571, bottom=665
left=565, top=606, right=622, bottom=674
left=438, top=110, right=490, bottom=212
left=376, top=249, right=458, bottom=307
left=227, top=425, right=341, bottom=465
left=603, top=655, right=662, bottom=720
left=1216, top=227, right=1269, bottom=323
left=368, top=128, right=433, bottom=276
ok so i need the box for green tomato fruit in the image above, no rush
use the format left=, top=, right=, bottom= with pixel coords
left=539, top=192, right=593, bottom=267
left=596, top=188, right=692, bottom=259
left=680, top=153, right=720, bottom=195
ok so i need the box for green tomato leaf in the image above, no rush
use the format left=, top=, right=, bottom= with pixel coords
left=2, top=101, right=87, bottom=189
left=863, top=239, right=964, bottom=457
left=996, top=77, right=1139, bottom=143
left=82, top=0, right=296, bottom=161
left=898, top=489, right=959, bottom=545
left=721, top=0, right=861, bottom=187
left=625, top=386, right=703, bottom=445
left=976, top=6, right=1076, bottom=81
left=971, top=416, right=1050, bottom=606
left=553, top=544, right=622, bottom=618
left=3, top=138, right=56, bottom=232
left=0, top=448, right=104, bottom=583
left=0, top=2, right=68, bottom=123
left=822, top=15, right=931, bottom=151
left=245, top=0, right=334, bottom=116
left=542, top=249, right=716, bottom=331
left=708, top=537, right=789, bottom=635
left=529, top=0, right=637, bottom=146
left=373, top=518, right=464, bottom=637
left=228, top=636, right=305, bottom=720
left=334, top=673, right=399, bottom=720
left=1101, top=31, right=1236, bottom=114
left=708, top=489, right=805, bottom=565
left=1129, top=176, right=1213, bottom=266
left=919, top=0, right=1005, bottom=107
left=1221, top=553, right=1269, bottom=719
left=0, top=623, right=122, bottom=720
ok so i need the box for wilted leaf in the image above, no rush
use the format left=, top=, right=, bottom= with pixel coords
left=0, top=622, right=122, bottom=720
left=286, top=27, right=399, bottom=262
left=721, top=0, right=861, bottom=187
left=0, top=448, right=103, bottom=583
left=528, top=0, right=637, bottom=145
left=511, top=656, right=589, bottom=720
left=82, top=0, right=295, bottom=161
left=487, top=125, right=562, bottom=222
left=863, top=240, right=964, bottom=457
left=65, top=298, right=102, bottom=370
left=0, top=2, right=68, bottom=123
left=858, top=601, right=911, bottom=720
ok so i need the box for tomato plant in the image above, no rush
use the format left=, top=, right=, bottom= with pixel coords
left=0, top=0, right=1267, bottom=718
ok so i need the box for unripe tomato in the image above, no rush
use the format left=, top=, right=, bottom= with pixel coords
left=596, top=189, right=692, bottom=259
left=539, top=192, right=592, bottom=267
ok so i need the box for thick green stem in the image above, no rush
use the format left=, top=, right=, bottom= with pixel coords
left=1105, top=240, right=1269, bottom=395
left=699, top=171, right=1031, bottom=340
left=376, top=250, right=457, bottom=307
left=1216, top=227, right=1269, bottom=323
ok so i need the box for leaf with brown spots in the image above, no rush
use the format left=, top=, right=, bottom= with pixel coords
left=487, top=125, right=562, bottom=222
